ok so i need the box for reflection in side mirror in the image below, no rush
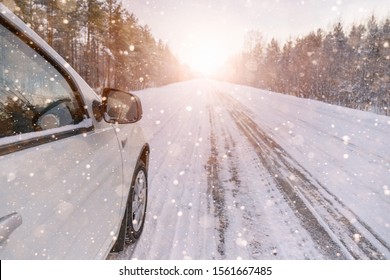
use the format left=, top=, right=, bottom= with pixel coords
left=101, top=88, right=143, bottom=124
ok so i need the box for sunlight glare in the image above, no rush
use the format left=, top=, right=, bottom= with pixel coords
left=180, top=39, right=230, bottom=77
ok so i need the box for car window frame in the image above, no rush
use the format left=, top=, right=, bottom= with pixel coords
left=0, top=16, right=93, bottom=157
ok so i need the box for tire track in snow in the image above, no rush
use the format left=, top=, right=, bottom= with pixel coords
left=206, top=98, right=324, bottom=259
left=206, top=106, right=228, bottom=258
left=219, top=91, right=389, bottom=260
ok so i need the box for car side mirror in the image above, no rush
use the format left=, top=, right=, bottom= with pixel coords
left=101, top=88, right=143, bottom=124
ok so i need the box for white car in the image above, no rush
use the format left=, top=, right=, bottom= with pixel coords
left=0, top=4, right=149, bottom=259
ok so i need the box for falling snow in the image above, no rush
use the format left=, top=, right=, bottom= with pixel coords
left=109, top=79, right=390, bottom=260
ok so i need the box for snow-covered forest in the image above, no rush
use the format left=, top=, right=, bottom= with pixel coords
left=9, top=1, right=390, bottom=116
left=10, top=0, right=189, bottom=91
left=222, top=17, right=390, bottom=116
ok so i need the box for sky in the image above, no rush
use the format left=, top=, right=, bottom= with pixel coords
left=122, top=0, right=390, bottom=75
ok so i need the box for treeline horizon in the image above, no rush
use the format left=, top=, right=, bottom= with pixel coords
left=7, top=1, right=390, bottom=116
left=11, top=0, right=190, bottom=91
left=220, top=15, right=390, bottom=116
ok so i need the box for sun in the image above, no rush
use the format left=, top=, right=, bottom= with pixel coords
left=180, top=39, right=230, bottom=77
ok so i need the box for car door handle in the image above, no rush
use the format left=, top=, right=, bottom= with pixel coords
left=0, top=212, right=23, bottom=244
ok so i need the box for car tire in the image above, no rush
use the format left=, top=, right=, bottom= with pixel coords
left=126, top=161, right=148, bottom=243
left=111, top=161, right=148, bottom=252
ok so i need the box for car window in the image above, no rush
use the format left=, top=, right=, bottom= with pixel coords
left=0, top=23, right=84, bottom=138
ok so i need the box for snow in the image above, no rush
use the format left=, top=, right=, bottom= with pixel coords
left=109, top=79, right=390, bottom=260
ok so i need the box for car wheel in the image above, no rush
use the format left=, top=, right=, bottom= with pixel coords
left=126, top=161, right=148, bottom=243
left=111, top=161, right=148, bottom=252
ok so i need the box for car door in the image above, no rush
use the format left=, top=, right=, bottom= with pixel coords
left=0, top=16, right=124, bottom=259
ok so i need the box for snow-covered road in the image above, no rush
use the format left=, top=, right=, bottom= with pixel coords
left=108, top=80, right=390, bottom=260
